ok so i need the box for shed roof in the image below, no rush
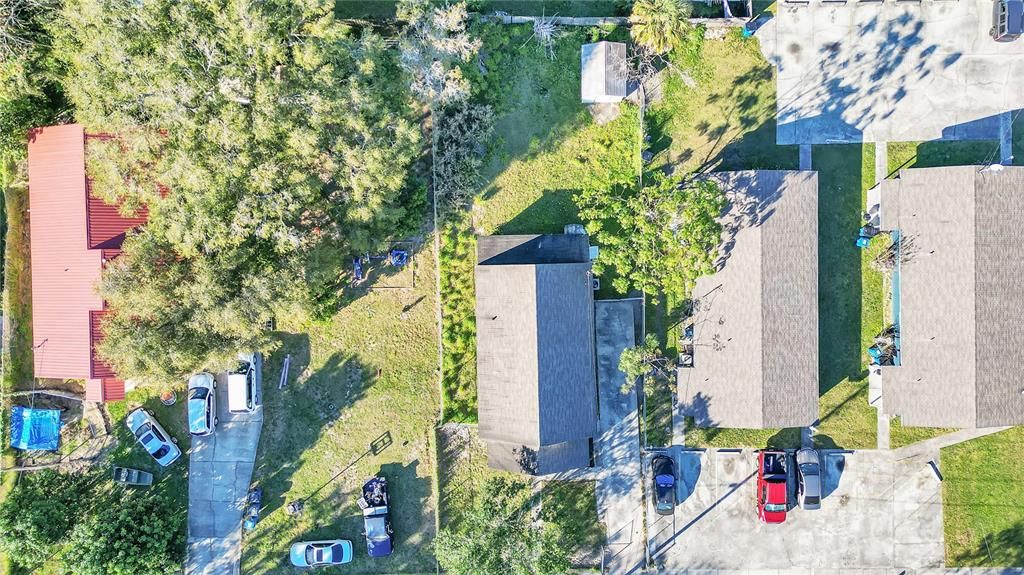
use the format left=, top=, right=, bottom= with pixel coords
left=678, top=171, right=819, bottom=429
left=27, top=124, right=143, bottom=401
left=879, top=166, right=1024, bottom=427
left=475, top=234, right=597, bottom=475
left=581, top=41, right=627, bottom=104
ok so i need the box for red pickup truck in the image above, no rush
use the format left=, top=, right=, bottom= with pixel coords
left=756, top=450, right=789, bottom=524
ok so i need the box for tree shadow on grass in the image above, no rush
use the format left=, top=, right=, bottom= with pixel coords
left=951, top=520, right=1024, bottom=567
left=814, top=144, right=868, bottom=396
left=251, top=335, right=371, bottom=519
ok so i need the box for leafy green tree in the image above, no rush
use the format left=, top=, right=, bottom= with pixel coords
left=0, top=0, right=68, bottom=159
left=629, top=0, right=692, bottom=55
left=53, top=0, right=422, bottom=381
left=0, top=470, right=93, bottom=567
left=618, top=333, right=662, bottom=392
left=435, top=476, right=570, bottom=575
left=575, top=172, right=724, bottom=302
left=62, top=491, right=183, bottom=575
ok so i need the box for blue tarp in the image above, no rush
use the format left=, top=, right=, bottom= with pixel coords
left=9, top=406, right=61, bottom=451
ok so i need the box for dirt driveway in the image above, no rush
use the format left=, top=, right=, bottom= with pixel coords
left=646, top=449, right=943, bottom=571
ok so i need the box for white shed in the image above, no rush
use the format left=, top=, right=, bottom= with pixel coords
left=580, top=41, right=627, bottom=104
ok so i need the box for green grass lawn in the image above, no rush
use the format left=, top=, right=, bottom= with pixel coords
left=942, top=426, right=1024, bottom=567
left=242, top=249, right=439, bottom=574
left=887, top=140, right=998, bottom=175
left=888, top=418, right=957, bottom=450
left=540, top=480, right=604, bottom=566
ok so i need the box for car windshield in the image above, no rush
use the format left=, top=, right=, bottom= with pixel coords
left=153, top=445, right=169, bottom=459
left=330, top=544, right=344, bottom=560
left=657, top=501, right=674, bottom=512
left=765, top=503, right=787, bottom=512
left=804, top=495, right=821, bottom=506
left=800, top=462, right=820, bottom=476
left=366, top=516, right=388, bottom=539
left=189, top=387, right=208, bottom=400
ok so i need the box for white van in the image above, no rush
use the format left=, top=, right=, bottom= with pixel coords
left=228, top=353, right=260, bottom=413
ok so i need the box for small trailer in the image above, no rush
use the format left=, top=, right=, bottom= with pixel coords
left=112, top=466, right=154, bottom=487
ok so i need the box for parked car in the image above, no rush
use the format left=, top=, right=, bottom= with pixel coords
left=289, top=539, right=353, bottom=567
left=651, top=454, right=677, bottom=516
left=756, top=450, right=788, bottom=523
left=112, top=466, right=153, bottom=487
left=187, top=372, right=217, bottom=436
left=125, top=408, right=181, bottom=466
left=992, top=0, right=1024, bottom=41
left=796, top=448, right=822, bottom=510
left=360, top=476, right=394, bottom=557
left=228, top=353, right=261, bottom=413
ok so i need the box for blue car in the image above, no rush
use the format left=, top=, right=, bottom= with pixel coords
left=289, top=539, right=353, bottom=567
left=361, top=477, right=394, bottom=557
left=125, top=408, right=181, bottom=467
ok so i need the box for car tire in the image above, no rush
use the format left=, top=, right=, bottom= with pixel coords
left=171, top=437, right=179, bottom=444
left=214, top=417, right=219, bottom=426
left=213, top=381, right=217, bottom=388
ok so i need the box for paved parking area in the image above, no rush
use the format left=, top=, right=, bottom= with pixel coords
left=185, top=362, right=263, bottom=575
left=771, top=0, right=1024, bottom=144
left=646, top=449, right=943, bottom=571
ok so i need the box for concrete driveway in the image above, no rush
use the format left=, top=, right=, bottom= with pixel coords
left=771, top=0, right=1024, bottom=144
left=646, top=449, right=943, bottom=571
left=185, top=360, right=263, bottom=575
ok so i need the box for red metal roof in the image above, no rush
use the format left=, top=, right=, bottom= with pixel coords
left=27, top=124, right=147, bottom=402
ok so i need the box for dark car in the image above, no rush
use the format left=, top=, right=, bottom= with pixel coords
left=992, top=0, right=1024, bottom=41
left=361, top=477, right=394, bottom=558
left=651, top=455, right=677, bottom=516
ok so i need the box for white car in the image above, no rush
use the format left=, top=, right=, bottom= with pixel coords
left=228, top=352, right=261, bottom=413
left=289, top=539, right=353, bottom=567
left=187, top=372, right=217, bottom=436
left=125, top=408, right=181, bottom=466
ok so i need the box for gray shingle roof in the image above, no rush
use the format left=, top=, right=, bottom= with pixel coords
left=475, top=235, right=597, bottom=475
left=881, top=166, right=1024, bottom=427
left=678, top=171, right=819, bottom=429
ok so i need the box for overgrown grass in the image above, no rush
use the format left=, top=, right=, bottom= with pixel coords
left=437, top=425, right=604, bottom=564
left=1, top=161, right=32, bottom=575
left=942, top=426, right=1024, bottom=567
left=643, top=374, right=674, bottom=448
left=439, top=222, right=477, bottom=423
left=540, top=480, right=604, bottom=566
left=242, top=248, right=439, bottom=574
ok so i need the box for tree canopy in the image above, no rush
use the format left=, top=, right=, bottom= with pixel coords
left=629, top=0, right=692, bottom=55
left=0, top=470, right=93, bottom=567
left=575, top=171, right=724, bottom=302
left=62, top=491, right=183, bottom=575
left=434, top=476, right=570, bottom=575
left=51, top=0, right=423, bottom=380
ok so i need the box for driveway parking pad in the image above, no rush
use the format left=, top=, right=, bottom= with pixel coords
left=648, top=449, right=943, bottom=571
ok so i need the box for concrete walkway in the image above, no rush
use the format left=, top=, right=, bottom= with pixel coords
left=893, top=426, right=1011, bottom=461
left=593, top=300, right=646, bottom=575
left=185, top=366, right=264, bottom=575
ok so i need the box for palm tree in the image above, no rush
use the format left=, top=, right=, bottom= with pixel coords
left=629, top=0, right=692, bottom=55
